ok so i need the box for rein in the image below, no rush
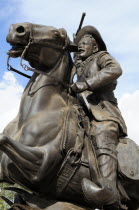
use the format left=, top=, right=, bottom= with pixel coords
left=23, top=58, right=70, bottom=89
left=7, top=24, right=70, bottom=89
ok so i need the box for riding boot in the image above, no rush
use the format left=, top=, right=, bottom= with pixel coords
left=82, top=131, right=120, bottom=209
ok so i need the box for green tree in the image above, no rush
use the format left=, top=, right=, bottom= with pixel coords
left=0, top=183, right=15, bottom=209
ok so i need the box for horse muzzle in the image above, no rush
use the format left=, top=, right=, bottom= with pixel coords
left=7, top=44, right=25, bottom=58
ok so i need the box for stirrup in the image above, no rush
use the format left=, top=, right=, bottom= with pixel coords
left=82, top=178, right=119, bottom=208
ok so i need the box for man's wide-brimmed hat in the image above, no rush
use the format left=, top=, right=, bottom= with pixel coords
left=74, top=25, right=107, bottom=51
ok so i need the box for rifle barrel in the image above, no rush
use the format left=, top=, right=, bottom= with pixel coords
left=76, top=12, right=86, bottom=36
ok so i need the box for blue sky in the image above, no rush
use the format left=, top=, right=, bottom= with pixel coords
left=0, top=0, right=139, bottom=143
left=0, top=0, right=139, bottom=95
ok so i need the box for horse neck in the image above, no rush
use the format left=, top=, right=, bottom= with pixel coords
left=48, top=51, right=73, bottom=85
left=22, top=51, right=73, bottom=114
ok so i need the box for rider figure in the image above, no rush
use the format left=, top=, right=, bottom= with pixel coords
left=71, top=26, right=127, bottom=209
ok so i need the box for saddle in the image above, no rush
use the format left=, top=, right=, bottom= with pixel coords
left=117, top=138, right=139, bottom=181
left=81, top=135, right=139, bottom=182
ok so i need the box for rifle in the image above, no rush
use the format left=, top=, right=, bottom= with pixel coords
left=73, top=12, right=86, bottom=41
left=72, top=13, right=92, bottom=113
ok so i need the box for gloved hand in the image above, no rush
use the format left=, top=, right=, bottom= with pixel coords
left=70, top=82, right=88, bottom=93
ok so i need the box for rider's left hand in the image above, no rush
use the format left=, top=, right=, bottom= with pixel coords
left=70, top=82, right=88, bottom=93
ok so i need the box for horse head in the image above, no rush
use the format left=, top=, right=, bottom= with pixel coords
left=7, top=23, right=77, bottom=70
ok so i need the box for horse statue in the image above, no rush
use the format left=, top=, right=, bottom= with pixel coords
left=0, top=22, right=139, bottom=210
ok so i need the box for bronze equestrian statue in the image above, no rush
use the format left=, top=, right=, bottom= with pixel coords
left=0, top=22, right=139, bottom=210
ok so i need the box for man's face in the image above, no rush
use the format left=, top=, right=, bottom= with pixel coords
left=78, top=36, right=96, bottom=60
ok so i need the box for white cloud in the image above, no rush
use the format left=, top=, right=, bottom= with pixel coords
left=119, top=90, right=139, bottom=145
left=0, top=72, right=23, bottom=132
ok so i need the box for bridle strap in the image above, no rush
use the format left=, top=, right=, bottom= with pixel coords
left=22, top=60, right=70, bottom=89
left=32, top=41, right=68, bottom=51
left=7, top=24, right=70, bottom=88
left=20, top=23, right=68, bottom=60
left=7, top=54, right=70, bottom=89
left=7, top=56, right=31, bottom=79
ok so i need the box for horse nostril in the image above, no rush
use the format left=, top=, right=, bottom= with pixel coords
left=16, top=26, right=25, bottom=34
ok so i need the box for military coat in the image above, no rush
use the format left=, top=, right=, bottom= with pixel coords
left=76, top=51, right=127, bottom=136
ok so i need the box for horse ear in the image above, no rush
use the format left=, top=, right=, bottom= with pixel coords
left=59, top=28, right=77, bottom=52
left=58, top=28, right=67, bottom=39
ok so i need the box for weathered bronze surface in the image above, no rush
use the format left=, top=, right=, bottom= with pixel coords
left=0, top=22, right=139, bottom=210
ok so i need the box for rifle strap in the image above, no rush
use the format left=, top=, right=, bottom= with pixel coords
left=56, top=149, right=80, bottom=198
left=85, top=136, right=101, bottom=183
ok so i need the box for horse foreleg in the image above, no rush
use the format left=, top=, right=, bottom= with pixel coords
left=0, top=133, right=44, bottom=180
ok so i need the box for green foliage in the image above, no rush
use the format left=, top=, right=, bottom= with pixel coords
left=0, top=183, right=15, bottom=209
left=0, top=183, right=30, bottom=209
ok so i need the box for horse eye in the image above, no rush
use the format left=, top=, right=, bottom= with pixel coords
left=53, top=31, right=59, bottom=38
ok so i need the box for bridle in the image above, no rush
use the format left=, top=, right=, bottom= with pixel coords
left=7, top=24, right=71, bottom=89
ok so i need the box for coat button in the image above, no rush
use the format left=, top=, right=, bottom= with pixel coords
left=107, top=185, right=112, bottom=191
left=129, top=170, right=134, bottom=176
